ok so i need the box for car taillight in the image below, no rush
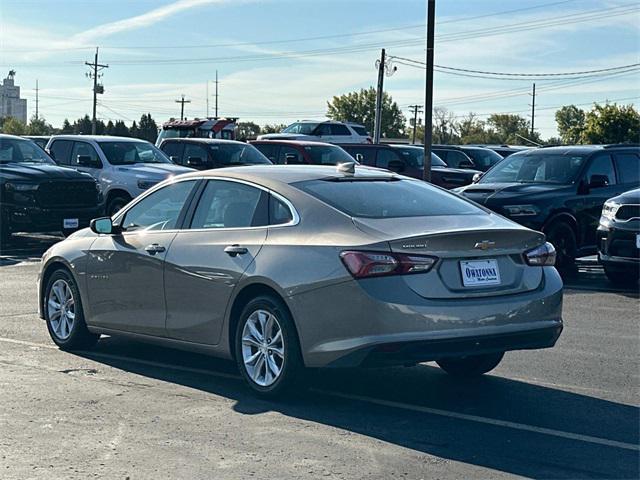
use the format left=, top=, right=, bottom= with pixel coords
left=524, top=242, right=556, bottom=266
left=340, top=251, right=437, bottom=278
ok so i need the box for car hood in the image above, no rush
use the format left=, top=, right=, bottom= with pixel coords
left=0, top=162, right=94, bottom=182
left=432, top=166, right=480, bottom=176
left=257, top=133, right=314, bottom=140
left=611, top=188, right=640, bottom=204
left=457, top=182, right=567, bottom=205
left=114, top=163, right=194, bottom=179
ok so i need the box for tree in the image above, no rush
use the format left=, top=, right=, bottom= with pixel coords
left=113, top=120, right=130, bottom=137
left=130, top=121, right=139, bottom=138
left=61, top=119, right=74, bottom=134
left=26, top=115, right=54, bottom=135
left=327, top=87, right=406, bottom=138
left=555, top=105, right=585, bottom=144
left=432, top=107, right=459, bottom=144
left=457, top=112, right=490, bottom=144
left=581, top=103, right=640, bottom=144
left=487, top=114, right=540, bottom=145
left=0, top=117, right=26, bottom=135
left=105, top=120, right=115, bottom=135
left=261, top=123, right=287, bottom=134
left=75, top=115, right=93, bottom=134
left=237, top=121, right=261, bottom=140
left=137, top=113, right=158, bottom=143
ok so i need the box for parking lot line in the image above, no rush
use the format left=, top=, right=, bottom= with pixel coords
left=1, top=335, right=637, bottom=452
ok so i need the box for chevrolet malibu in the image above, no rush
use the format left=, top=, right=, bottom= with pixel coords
left=38, top=165, right=563, bottom=396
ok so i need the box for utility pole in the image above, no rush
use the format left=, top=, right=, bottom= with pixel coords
left=214, top=70, right=219, bottom=118
left=423, top=0, right=435, bottom=182
left=529, top=82, right=536, bottom=136
left=373, top=49, right=386, bottom=144
left=35, top=79, right=39, bottom=120
left=175, top=95, right=191, bottom=120
left=408, top=104, right=423, bottom=144
left=85, top=47, right=108, bottom=135
left=206, top=81, right=209, bottom=117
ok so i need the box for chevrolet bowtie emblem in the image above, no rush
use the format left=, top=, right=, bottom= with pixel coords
left=474, top=240, right=496, bottom=250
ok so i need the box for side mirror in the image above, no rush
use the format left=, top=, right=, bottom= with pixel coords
left=187, top=156, right=203, bottom=167
left=472, top=172, right=482, bottom=183
left=77, top=155, right=100, bottom=168
left=354, top=153, right=364, bottom=163
left=589, top=174, right=609, bottom=188
left=458, top=159, right=476, bottom=169
left=387, top=159, right=405, bottom=173
left=90, top=217, right=120, bottom=235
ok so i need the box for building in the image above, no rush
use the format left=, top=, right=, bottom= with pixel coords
left=0, top=71, right=27, bottom=123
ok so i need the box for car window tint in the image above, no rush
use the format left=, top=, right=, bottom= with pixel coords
left=481, top=153, right=587, bottom=184
left=295, top=178, right=482, bottom=218
left=70, top=142, right=101, bottom=167
left=343, top=147, right=375, bottom=166
left=330, top=124, right=351, bottom=136
left=184, top=144, right=209, bottom=164
left=254, top=143, right=279, bottom=163
left=269, top=195, right=294, bottom=225
left=614, top=153, right=640, bottom=184
left=190, top=180, right=267, bottom=229
left=352, top=126, right=369, bottom=136
left=161, top=142, right=184, bottom=164
left=121, top=180, right=196, bottom=231
left=376, top=149, right=401, bottom=169
left=279, top=146, right=303, bottom=164
left=304, top=145, right=354, bottom=165
left=315, top=124, right=332, bottom=136
left=447, top=151, right=469, bottom=168
left=585, top=155, right=617, bottom=185
left=49, top=140, right=73, bottom=165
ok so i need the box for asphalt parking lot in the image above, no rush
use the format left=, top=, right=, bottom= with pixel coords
left=1, top=235, right=638, bottom=479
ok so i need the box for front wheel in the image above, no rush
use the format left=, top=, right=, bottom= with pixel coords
left=437, top=352, right=504, bottom=377
left=107, top=195, right=131, bottom=217
left=234, top=295, right=303, bottom=397
left=544, top=221, right=577, bottom=274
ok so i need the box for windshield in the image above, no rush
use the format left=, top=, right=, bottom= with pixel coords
left=209, top=143, right=271, bottom=165
left=0, top=137, right=55, bottom=164
left=295, top=178, right=482, bottom=218
left=98, top=141, right=171, bottom=165
left=282, top=122, right=319, bottom=135
left=392, top=147, right=446, bottom=168
left=305, top=145, right=355, bottom=165
left=480, top=152, right=587, bottom=184
left=463, top=148, right=504, bottom=169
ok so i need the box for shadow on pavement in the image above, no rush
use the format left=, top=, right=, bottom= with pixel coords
left=0, top=233, right=61, bottom=266
left=73, top=336, right=639, bottom=479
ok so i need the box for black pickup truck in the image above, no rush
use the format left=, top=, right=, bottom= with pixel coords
left=0, top=135, right=103, bottom=244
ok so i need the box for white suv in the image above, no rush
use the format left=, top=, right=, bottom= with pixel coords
left=46, top=135, right=194, bottom=216
left=257, top=120, right=371, bottom=144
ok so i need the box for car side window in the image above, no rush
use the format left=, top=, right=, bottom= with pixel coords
left=314, top=124, right=332, bottom=136
left=255, top=144, right=279, bottom=163
left=279, top=146, right=303, bottom=164
left=120, top=180, right=196, bottom=232
left=49, top=140, right=73, bottom=165
left=184, top=144, right=209, bottom=165
left=162, top=142, right=184, bottom=165
left=447, top=151, right=469, bottom=168
left=269, top=195, right=294, bottom=225
left=190, top=180, right=268, bottom=229
left=330, top=124, right=351, bottom=136
left=70, top=142, right=101, bottom=167
left=614, top=152, right=640, bottom=184
left=376, top=149, right=402, bottom=169
left=345, top=147, right=375, bottom=166
left=584, top=154, right=617, bottom=185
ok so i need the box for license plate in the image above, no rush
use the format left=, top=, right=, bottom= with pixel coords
left=460, top=259, right=501, bottom=287
left=63, top=218, right=79, bottom=229
left=636, top=234, right=640, bottom=249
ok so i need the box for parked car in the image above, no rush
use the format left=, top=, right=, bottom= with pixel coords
left=432, top=145, right=505, bottom=171
left=339, top=143, right=480, bottom=189
left=23, top=136, right=51, bottom=150
left=454, top=145, right=640, bottom=270
left=597, top=187, right=640, bottom=285
left=0, top=134, right=102, bottom=244
left=39, top=164, right=563, bottom=397
left=256, top=120, right=371, bottom=144
left=158, top=138, right=271, bottom=169
left=156, top=117, right=238, bottom=146
left=45, top=135, right=194, bottom=216
left=251, top=140, right=357, bottom=165
left=466, top=144, right=533, bottom=158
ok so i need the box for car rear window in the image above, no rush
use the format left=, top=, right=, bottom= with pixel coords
left=294, top=178, right=482, bottom=218
left=351, top=126, right=369, bottom=136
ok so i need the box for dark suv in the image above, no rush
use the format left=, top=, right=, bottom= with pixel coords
left=455, top=145, right=640, bottom=270
left=432, top=145, right=505, bottom=171
left=338, top=143, right=480, bottom=189
left=0, top=135, right=102, bottom=244
left=159, top=138, right=271, bottom=169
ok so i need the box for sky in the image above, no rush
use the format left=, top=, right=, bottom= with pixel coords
left=0, top=0, right=639, bottom=139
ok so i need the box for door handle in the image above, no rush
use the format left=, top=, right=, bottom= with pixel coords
left=224, top=245, right=248, bottom=257
left=145, top=244, right=166, bottom=255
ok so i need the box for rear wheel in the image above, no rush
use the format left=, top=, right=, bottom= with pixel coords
left=234, top=295, right=303, bottom=397
left=545, top=221, right=577, bottom=273
left=437, top=352, right=504, bottom=377
left=603, top=265, right=640, bottom=286
left=44, top=269, right=99, bottom=350
left=107, top=194, right=131, bottom=217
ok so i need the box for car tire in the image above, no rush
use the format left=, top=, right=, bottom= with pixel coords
left=234, top=295, right=303, bottom=398
left=44, top=269, right=99, bottom=351
left=544, top=221, right=577, bottom=273
left=603, top=265, right=639, bottom=286
left=107, top=195, right=131, bottom=217
left=436, top=352, right=504, bottom=377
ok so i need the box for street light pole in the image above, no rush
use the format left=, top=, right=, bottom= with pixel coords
left=423, top=0, right=435, bottom=182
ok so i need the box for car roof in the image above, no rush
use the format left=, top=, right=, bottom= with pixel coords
left=0, top=134, right=32, bottom=141
left=251, top=139, right=338, bottom=147
left=49, top=135, right=149, bottom=143
left=161, top=138, right=247, bottom=146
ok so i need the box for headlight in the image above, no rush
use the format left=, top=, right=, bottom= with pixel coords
left=4, top=182, right=38, bottom=192
left=601, top=201, right=619, bottom=220
left=504, top=204, right=539, bottom=216
left=524, top=242, right=556, bottom=266
left=137, top=180, right=158, bottom=190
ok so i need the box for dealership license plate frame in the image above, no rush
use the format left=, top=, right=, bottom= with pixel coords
left=460, top=259, right=501, bottom=287
left=63, top=218, right=79, bottom=229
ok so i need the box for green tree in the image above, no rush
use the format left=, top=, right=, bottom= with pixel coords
left=75, top=115, right=93, bottom=134
left=237, top=121, right=261, bottom=140
left=61, top=119, right=74, bottom=134
left=130, top=120, right=139, bottom=138
left=327, top=87, right=406, bottom=138
left=581, top=103, right=640, bottom=144
left=26, top=115, right=54, bottom=135
left=105, top=120, right=115, bottom=135
left=555, top=105, right=585, bottom=144
left=487, top=114, right=540, bottom=145
left=137, top=113, right=158, bottom=143
left=113, top=120, right=130, bottom=137
left=261, top=123, right=287, bottom=134
left=0, top=117, right=27, bottom=135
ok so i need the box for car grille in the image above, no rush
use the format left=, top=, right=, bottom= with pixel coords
left=616, top=205, right=640, bottom=221
left=37, top=181, right=98, bottom=208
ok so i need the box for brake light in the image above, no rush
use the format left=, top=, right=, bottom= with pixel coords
left=524, top=242, right=556, bottom=266
left=340, top=251, right=437, bottom=278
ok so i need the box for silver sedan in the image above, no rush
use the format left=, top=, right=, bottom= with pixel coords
left=38, top=165, right=563, bottom=396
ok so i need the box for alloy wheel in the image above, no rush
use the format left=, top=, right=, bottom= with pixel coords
left=241, top=309, right=285, bottom=387
left=47, top=279, right=75, bottom=340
